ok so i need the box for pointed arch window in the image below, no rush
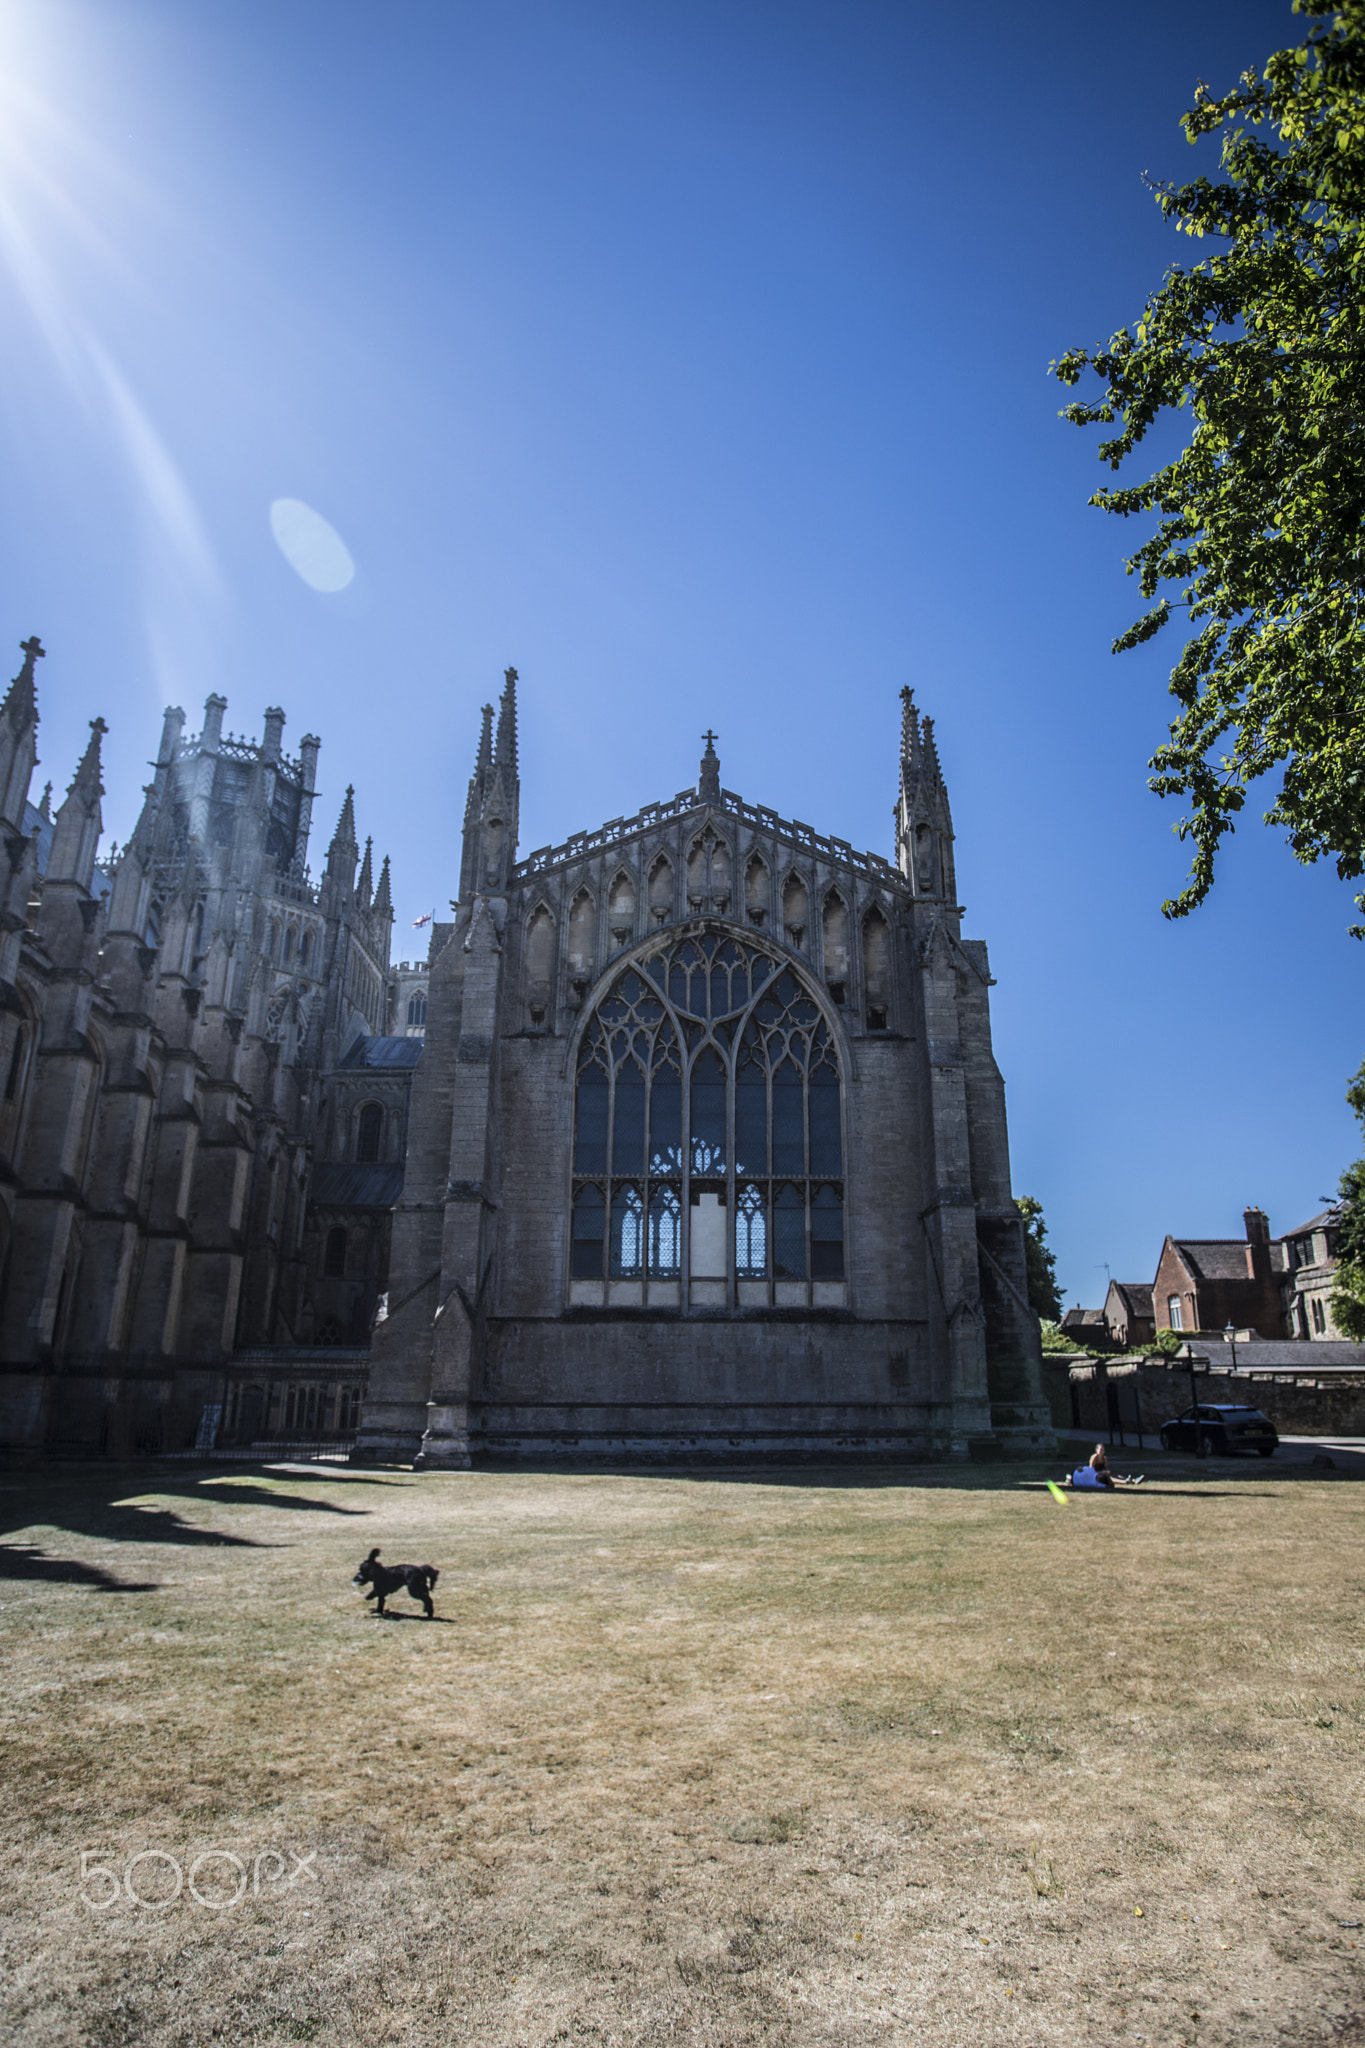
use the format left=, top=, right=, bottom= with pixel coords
left=356, top=1102, right=384, bottom=1163
left=570, top=933, right=845, bottom=1301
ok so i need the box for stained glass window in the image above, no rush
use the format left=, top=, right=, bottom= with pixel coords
left=571, top=931, right=844, bottom=1297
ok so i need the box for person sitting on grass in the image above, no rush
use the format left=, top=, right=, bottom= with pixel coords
left=1063, top=1444, right=1144, bottom=1490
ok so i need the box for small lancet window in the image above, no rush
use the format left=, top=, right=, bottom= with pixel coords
left=648, top=855, right=673, bottom=925
left=568, top=890, right=595, bottom=980
left=608, top=871, right=636, bottom=948
left=782, top=875, right=808, bottom=950
left=356, top=1102, right=384, bottom=1163
left=736, top=1183, right=767, bottom=1278
left=610, top=1185, right=645, bottom=1278
left=324, top=1225, right=347, bottom=1278
left=745, top=855, right=768, bottom=926
left=648, top=1185, right=682, bottom=1276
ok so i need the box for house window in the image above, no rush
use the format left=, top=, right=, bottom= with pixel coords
left=324, top=1226, right=347, bottom=1278
left=1311, top=1296, right=1327, bottom=1335
left=570, top=935, right=842, bottom=1290
left=356, top=1102, right=384, bottom=1162
left=1167, top=1295, right=1183, bottom=1330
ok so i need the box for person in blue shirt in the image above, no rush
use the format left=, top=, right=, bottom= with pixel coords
left=1063, top=1444, right=1143, bottom=1489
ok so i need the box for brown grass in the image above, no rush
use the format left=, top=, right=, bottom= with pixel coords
left=1, top=1455, right=1363, bottom=2046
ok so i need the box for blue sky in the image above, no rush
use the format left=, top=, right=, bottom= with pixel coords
left=0, top=0, right=1357, bottom=1307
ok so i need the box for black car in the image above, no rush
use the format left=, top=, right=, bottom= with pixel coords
left=1158, top=1403, right=1278, bottom=1456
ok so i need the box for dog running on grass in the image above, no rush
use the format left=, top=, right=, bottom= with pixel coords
left=352, top=1547, right=440, bottom=1618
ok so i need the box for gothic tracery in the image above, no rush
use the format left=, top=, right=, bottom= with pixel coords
left=571, top=931, right=844, bottom=1302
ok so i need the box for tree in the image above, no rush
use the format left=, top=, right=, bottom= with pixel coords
left=1330, top=1056, right=1365, bottom=1336
left=1016, top=1194, right=1065, bottom=1323
left=1054, top=1, right=1365, bottom=934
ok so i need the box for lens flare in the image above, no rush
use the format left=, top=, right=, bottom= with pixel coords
left=269, top=498, right=355, bottom=593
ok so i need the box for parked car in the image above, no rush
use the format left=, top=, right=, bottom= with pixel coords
left=1158, top=1404, right=1278, bottom=1456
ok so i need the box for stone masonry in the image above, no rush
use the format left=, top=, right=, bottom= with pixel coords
left=357, top=673, right=1055, bottom=1466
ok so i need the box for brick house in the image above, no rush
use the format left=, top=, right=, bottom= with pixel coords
left=1152, top=1207, right=1288, bottom=1339
left=1103, top=1279, right=1155, bottom=1350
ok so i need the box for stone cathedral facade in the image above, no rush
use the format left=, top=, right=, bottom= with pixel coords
left=0, top=637, right=419, bottom=1458
left=358, top=670, right=1054, bottom=1466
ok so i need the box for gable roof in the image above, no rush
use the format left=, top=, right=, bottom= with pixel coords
left=1282, top=1207, right=1340, bottom=1241
left=1169, top=1239, right=1257, bottom=1283
left=1107, top=1281, right=1154, bottom=1317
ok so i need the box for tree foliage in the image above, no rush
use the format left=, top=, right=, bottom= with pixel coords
left=1016, top=1194, right=1065, bottom=1323
left=1054, top=2, right=1365, bottom=934
left=1331, top=1056, right=1365, bottom=1336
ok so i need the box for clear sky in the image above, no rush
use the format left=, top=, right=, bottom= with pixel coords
left=0, top=0, right=1357, bottom=1308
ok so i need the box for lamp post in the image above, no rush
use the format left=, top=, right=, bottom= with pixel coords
left=1225, top=1318, right=1237, bottom=1381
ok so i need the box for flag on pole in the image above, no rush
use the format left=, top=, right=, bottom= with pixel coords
left=412, top=910, right=433, bottom=928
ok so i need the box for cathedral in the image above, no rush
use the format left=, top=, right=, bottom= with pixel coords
left=0, top=635, right=1052, bottom=1466
left=0, top=637, right=418, bottom=1458
left=357, top=669, right=1054, bottom=1465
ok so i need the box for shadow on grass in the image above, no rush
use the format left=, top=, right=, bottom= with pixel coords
left=362, top=1610, right=458, bottom=1624
left=0, top=1542, right=159, bottom=1592
left=0, top=1461, right=400, bottom=1553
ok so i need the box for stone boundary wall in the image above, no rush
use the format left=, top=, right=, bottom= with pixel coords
left=1043, top=1353, right=1365, bottom=1440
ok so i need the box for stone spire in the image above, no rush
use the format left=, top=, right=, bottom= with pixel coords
left=373, top=855, right=392, bottom=922
left=463, top=703, right=494, bottom=829
left=459, top=671, right=521, bottom=901
left=37, top=782, right=52, bottom=823
left=327, top=785, right=359, bottom=884
left=47, top=718, right=107, bottom=888
left=495, top=666, right=518, bottom=779
left=896, top=687, right=955, bottom=903
left=0, top=636, right=42, bottom=832
left=357, top=835, right=373, bottom=907
left=699, top=729, right=721, bottom=805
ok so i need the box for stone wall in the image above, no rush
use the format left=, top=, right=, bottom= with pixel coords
left=1058, top=1355, right=1365, bottom=1440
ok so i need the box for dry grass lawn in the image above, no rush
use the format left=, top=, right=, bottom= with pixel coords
left=1, top=1455, right=1363, bottom=2047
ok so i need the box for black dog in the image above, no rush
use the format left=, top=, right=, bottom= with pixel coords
left=352, top=1547, right=440, bottom=1618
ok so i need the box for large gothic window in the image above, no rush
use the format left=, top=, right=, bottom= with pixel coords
left=571, top=933, right=844, bottom=1301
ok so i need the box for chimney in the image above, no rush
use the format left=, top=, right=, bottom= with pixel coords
left=1244, top=1206, right=1270, bottom=1279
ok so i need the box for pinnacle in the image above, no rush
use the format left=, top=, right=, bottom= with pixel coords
left=699, top=728, right=721, bottom=803
left=373, top=854, right=392, bottom=919
left=329, top=783, right=358, bottom=854
left=68, top=718, right=107, bottom=802
left=496, top=667, right=518, bottom=778
left=3, top=635, right=43, bottom=736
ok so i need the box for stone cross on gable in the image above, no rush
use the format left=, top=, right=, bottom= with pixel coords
left=19, top=636, right=44, bottom=664
left=702, top=729, right=717, bottom=750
